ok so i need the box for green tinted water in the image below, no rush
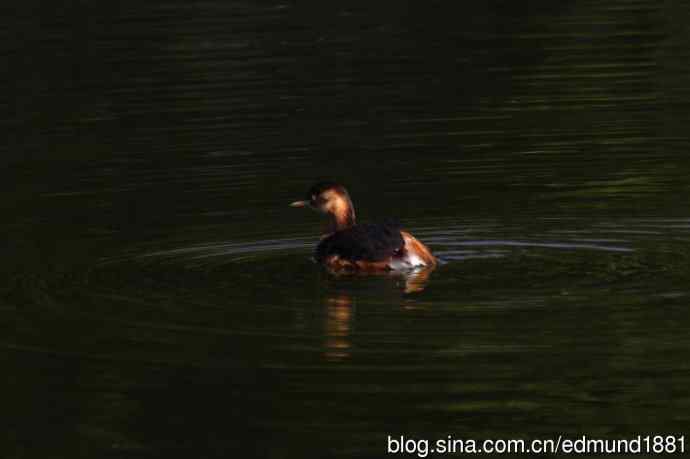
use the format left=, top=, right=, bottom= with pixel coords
left=2, top=1, right=690, bottom=457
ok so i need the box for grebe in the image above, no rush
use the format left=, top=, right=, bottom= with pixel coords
left=290, top=182, right=437, bottom=271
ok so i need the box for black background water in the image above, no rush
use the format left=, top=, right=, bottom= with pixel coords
left=3, top=1, right=690, bottom=457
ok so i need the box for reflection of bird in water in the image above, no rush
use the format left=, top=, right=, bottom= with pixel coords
left=322, top=269, right=432, bottom=361
left=323, top=266, right=434, bottom=294
left=324, top=294, right=353, bottom=361
left=398, top=268, right=433, bottom=294
left=290, top=182, right=437, bottom=272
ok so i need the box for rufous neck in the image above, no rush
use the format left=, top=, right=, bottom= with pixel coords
left=324, top=198, right=355, bottom=234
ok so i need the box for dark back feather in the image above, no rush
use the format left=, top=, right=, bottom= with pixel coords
left=315, top=220, right=404, bottom=262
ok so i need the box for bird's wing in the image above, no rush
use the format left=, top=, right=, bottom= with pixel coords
left=315, top=221, right=404, bottom=262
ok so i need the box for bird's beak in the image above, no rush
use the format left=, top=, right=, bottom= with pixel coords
left=290, top=200, right=309, bottom=208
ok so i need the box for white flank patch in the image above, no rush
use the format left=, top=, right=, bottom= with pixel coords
left=389, top=253, right=426, bottom=270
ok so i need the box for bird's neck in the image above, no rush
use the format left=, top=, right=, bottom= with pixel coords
left=324, top=200, right=356, bottom=235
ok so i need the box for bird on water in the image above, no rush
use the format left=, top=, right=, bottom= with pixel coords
left=290, top=182, right=437, bottom=271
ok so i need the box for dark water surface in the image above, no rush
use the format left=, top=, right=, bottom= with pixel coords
left=3, top=1, right=690, bottom=457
